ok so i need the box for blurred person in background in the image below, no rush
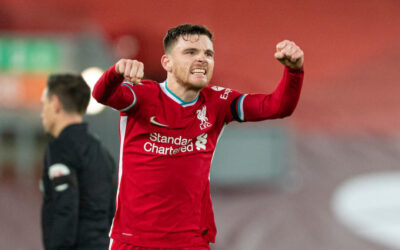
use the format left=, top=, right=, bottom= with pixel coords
left=40, top=74, right=117, bottom=250
left=93, top=24, right=304, bottom=250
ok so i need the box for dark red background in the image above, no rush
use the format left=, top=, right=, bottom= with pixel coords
left=2, top=0, right=400, bottom=132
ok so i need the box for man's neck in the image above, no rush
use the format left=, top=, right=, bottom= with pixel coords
left=53, top=113, right=83, bottom=138
left=165, top=76, right=201, bottom=103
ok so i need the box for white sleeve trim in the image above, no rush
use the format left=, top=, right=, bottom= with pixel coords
left=119, top=83, right=137, bottom=112
left=238, top=94, right=247, bottom=121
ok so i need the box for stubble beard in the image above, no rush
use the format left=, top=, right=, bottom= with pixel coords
left=173, top=69, right=209, bottom=92
left=179, top=77, right=208, bottom=92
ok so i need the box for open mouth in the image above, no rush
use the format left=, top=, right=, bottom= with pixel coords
left=191, top=68, right=206, bottom=75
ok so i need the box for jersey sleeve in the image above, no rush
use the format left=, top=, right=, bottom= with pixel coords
left=218, top=88, right=243, bottom=124
left=230, top=66, right=304, bottom=122
left=92, top=65, right=139, bottom=112
left=44, top=142, right=79, bottom=249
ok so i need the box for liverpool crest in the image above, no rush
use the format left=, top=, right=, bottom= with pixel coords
left=196, top=106, right=212, bottom=130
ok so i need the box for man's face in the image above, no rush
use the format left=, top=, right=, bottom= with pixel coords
left=167, top=34, right=214, bottom=90
left=40, top=89, right=56, bottom=136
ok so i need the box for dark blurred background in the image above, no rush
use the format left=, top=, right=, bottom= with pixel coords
left=1, top=0, right=400, bottom=249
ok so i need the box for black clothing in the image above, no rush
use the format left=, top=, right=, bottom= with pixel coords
left=41, top=123, right=117, bottom=250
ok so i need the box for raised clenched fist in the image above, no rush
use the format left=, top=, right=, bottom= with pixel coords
left=115, top=59, right=144, bottom=84
left=274, top=40, right=304, bottom=70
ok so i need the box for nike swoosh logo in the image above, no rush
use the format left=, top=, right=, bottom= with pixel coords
left=150, top=116, right=168, bottom=127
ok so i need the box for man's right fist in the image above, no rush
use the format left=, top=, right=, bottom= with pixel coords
left=274, top=40, right=304, bottom=70
left=115, top=59, right=144, bottom=84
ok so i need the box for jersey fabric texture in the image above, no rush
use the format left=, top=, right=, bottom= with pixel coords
left=109, top=238, right=210, bottom=250
left=41, top=123, right=117, bottom=250
left=93, top=65, right=304, bottom=248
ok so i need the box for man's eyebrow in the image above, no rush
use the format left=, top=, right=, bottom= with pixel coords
left=182, top=48, right=214, bottom=55
left=205, top=49, right=214, bottom=54
left=183, top=48, right=198, bottom=51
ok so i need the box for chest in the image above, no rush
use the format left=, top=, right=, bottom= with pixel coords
left=122, top=94, right=225, bottom=155
left=135, top=96, right=221, bottom=136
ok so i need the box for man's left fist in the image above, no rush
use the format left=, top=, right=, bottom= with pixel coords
left=274, top=40, right=304, bottom=70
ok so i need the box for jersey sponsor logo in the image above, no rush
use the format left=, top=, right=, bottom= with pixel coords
left=144, top=133, right=194, bottom=155
left=196, top=133, right=208, bottom=151
left=150, top=116, right=169, bottom=127
left=48, top=163, right=70, bottom=192
left=196, top=105, right=212, bottom=130
left=220, top=88, right=232, bottom=100
left=143, top=132, right=209, bottom=155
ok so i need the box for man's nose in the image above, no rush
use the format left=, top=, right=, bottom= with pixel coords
left=196, top=53, right=206, bottom=62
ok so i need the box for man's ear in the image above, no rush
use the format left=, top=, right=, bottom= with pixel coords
left=51, top=95, right=62, bottom=113
left=161, top=54, right=172, bottom=72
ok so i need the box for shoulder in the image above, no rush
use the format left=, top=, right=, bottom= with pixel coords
left=46, top=137, right=77, bottom=170
left=202, top=84, right=242, bottom=103
left=133, top=79, right=160, bottom=90
left=202, top=85, right=223, bottom=98
left=81, top=133, right=115, bottom=166
left=86, top=132, right=112, bottom=158
left=49, top=136, right=75, bottom=155
left=126, top=79, right=160, bottom=97
left=48, top=126, right=90, bottom=166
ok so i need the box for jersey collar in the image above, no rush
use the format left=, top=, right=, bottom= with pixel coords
left=160, top=81, right=199, bottom=107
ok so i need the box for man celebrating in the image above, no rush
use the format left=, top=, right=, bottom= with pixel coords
left=93, top=24, right=304, bottom=250
left=41, top=74, right=117, bottom=250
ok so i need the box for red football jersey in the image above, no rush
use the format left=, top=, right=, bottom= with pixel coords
left=93, top=65, right=303, bottom=248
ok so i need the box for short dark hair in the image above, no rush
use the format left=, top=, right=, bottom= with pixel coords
left=46, top=74, right=90, bottom=115
left=163, top=24, right=213, bottom=53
